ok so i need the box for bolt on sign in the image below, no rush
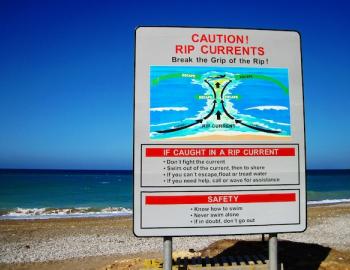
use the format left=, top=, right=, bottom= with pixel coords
left=133, top=27, right=306, bottom=237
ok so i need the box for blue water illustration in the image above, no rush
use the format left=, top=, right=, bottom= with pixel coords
left=150, top=66, right=290, bottom=140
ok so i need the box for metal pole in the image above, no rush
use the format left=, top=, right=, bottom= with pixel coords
left=269, top=233, right=278, bottom=270
left=163, top=236, right=172, bottom=270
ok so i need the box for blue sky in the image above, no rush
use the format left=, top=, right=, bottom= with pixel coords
left=0, top=0, right=349, bottom=170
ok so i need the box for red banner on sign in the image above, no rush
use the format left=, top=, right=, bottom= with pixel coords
left=145, top=147, right=295, bottom=157
left=145, top=193, right=296, bottom=205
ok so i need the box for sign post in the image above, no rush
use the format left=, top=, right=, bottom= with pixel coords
left=163, top=236, right=172, bottom=270
left=269, top=233, right=278, bottom=270
left=134, top=26, right=305, bottom=266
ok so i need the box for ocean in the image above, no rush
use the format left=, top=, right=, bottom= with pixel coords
left=0, top=170, right=132, bottom=219
left=0, top=169, right=349, bottom=219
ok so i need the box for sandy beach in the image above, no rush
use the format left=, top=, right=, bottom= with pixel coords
left=168, top=134, right=292, bottom=141
left=1, top=203, right=350, bottom=270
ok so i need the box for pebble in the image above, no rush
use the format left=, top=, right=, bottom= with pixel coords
left=1, top=214, right=349, bottom=263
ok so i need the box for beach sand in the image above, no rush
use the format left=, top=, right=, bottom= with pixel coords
left=167, top=134, right=292, bottom=141
left=0, top=204, right=349, bottom=270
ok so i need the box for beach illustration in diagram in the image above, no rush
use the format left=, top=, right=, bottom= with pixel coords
left=150, top=66, right=291, bottom=140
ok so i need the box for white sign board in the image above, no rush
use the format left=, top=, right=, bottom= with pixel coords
left=134, top=27, right=306, bottom=236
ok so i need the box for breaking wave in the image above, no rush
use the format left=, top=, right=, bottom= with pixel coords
left=0, top=207, right=132, bottom=220
left=150, top=121, right=182, bottom=127
left=150, top=107, right=188, bottom=112
left=245, top=105, right=288, bottom=111
left=307, top=199, right=350, bottom=205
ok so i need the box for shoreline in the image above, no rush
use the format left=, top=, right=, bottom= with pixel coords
left=166, top=133, right=292, bottom=141
left=1, top=203, right=350, bottom=269
left=2, top=200, right=350, bottom=221
left=2, top=202, right=349, bottom=221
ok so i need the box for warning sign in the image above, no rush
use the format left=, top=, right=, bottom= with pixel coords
left=141, top=190, right=300, bottom=229
left=141, top=145, right=300, bottom=187
left=134, top=27, right=306, bottom=236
